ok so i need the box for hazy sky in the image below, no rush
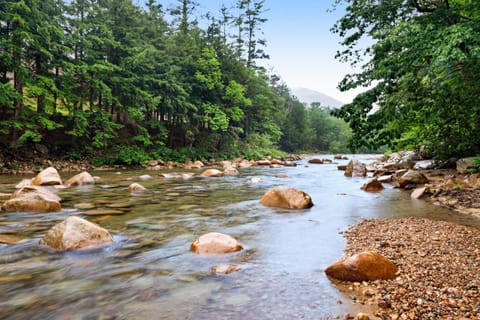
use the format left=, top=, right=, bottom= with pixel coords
left=192, top=0, right=365, bottom=103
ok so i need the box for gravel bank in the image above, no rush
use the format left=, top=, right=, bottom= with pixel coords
left=336, top=217, right=480, bottom=319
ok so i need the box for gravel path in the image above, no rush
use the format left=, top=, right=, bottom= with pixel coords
left=336, top=217, right=480, bottom=320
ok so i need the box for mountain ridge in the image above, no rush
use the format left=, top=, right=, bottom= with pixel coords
left=291, top=87, right=345, bottom=108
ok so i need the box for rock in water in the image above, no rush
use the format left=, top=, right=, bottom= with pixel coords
left=191, top=232, right=243, bottom=254
left=200, top=169, right=224, bottom=177
left=128, top=183, right=149, bottom=193
left=260, top=186, right=313, bottom=209
left=32, top=167, right=62, bottom=186
left=65, top=171, right=95, bottom=186
left=40, top=216, right=113, bottom=251
left=345, top=160, right=367, bottom=177
left=223, top=167, right=239, bottom=175
left=1, top=186, right=61, bottom=212
left=325, top=251, right=398, bottom=282
left=361, top=179, right=384, bottom=192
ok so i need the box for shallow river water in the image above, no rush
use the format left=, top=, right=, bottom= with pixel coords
left=0, top=155, right=479, bottom=320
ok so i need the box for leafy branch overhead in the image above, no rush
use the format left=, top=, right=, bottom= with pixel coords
left=332, top=0, right=480, bottom=159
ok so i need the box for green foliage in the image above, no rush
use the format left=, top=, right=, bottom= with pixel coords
left=116, top=146, right=150, bottom=166
left=0, top=0, right=351, bottom=162
left=333, top=0, right=480, bottom=159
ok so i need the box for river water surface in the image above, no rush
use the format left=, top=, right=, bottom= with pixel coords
left=1, top=155, right=479, bottom=319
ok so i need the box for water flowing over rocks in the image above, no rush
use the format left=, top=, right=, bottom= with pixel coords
left=337, top=217, right=480, bottom=319
left=325, top=251, right=398, bottom=282
left=223, top=167, right=239, bottom=175
left=260, top=186, right=313, bottom=209
left=190, top=232, right=243, bottom=254
left=39, top=216, right=114, bottom=251
left=158, top=172, right=195, bottom=179
left=211, top=264, right=241, bottom=275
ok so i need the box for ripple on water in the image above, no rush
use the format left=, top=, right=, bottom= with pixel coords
left=1, top=159, right=477, bottom=319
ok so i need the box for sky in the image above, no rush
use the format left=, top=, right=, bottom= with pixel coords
left=192, top=0, right=365, bottom=104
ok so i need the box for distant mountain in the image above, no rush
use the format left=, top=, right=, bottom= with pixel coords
left=292, top=87, right=345, bottom=109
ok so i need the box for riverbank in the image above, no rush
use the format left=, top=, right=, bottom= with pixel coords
left=333, top=217, right=480, bottom=319
left=0, top=155, right=304, bottom=175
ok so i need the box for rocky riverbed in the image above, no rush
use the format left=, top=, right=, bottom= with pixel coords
left=333, top=217, right=480, bottom=320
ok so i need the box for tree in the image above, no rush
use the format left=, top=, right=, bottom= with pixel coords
left=235, top=0, right=269, bottom=67
left=332, top=0, right=480, bottom=159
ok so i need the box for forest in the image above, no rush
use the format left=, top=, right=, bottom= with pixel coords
left=332, top=0, right=480, bottom=160
left=0, top=0, right=350, bottom=166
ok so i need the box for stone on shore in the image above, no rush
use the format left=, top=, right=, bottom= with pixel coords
left=65, top=171, right=95, bottom=186
left=456, top=157, right=478, bottom=174
left=191, top=232, right=243, bottom=254
left=413, top=160, right=439, bottom=170
left=32, top=167, right=62, bottom=186
left=361, top=179, right=384, bottom=192
left=1, top=186, right=61, bottom=212
left=260, top=186, right=313, bottom=209
left=382, top=151, right=419, bottom=170
left=398, top=170, right=428, bottom=188
left=325, top=251, right=398, bottom=282
left=39, top=216, right=114, bottom=251
left=410, top=187, right=427, bottom=199
left=341, top=217, right=480, bottom=319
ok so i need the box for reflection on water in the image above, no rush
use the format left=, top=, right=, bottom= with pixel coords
left=1, top=156, right=479, bottom=319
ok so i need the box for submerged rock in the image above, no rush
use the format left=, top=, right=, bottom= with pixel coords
left=40, top=216, right=113, bottom=251
left=128, top=183, right=150, bottom=193
left=191, top=232, right=243, bottom=254
left=32, top=167, right=62, bottom=186
left=325, top=251, right=398, bottom=282
left=211, top=264, right=241, bottom=274
left=223, top=167, right=239, bottom=175
left=159, top=172, right=195, bottom=179
left=260, top=186, right=313, bottom=209
left=200, top=169, right=224, bottom=177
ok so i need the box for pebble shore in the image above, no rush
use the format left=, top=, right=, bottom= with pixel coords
left=337, top=217, right=480, bottom=320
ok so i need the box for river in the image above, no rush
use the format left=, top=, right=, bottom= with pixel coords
left=0, top=155, right=478, bottom=319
